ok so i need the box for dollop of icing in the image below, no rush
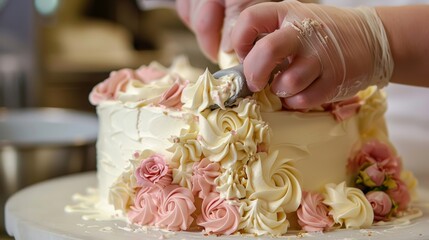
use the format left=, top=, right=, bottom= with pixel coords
left=127, top=187, right=159, bottom=225
left=89, top=68, right=137, bottom=105
left=191, top=158, right=220, bottom=199
left=323, top=182, right=374, bottom=229
left=246, top=151, right=302, bottom=213
left=197, top=192, right=240, bottom=235
left=181, top=69, right=239, bottom=112
left=238, top=198, right=289, bottom=236
left=252, top=85, right=282, bottom=112
left=215, top=167, right=247, bottom=200
left=197, top=100, right=270, bottom=167
left=156, top=185, right=196, bottom=231
left=297, top=191, right=335, bottom=232
left=135, top=154, right=172, bottom=188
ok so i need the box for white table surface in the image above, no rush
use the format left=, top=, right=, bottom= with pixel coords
left=5, top=83, right=429, bottom=240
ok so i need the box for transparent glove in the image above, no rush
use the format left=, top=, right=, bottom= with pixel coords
left=232, top=0, right=394, bottom=109
left=176, top=0, right=270, bottom=62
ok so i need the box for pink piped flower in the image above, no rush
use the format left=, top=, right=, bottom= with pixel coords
left=297, top=191, right=335, bottom=232
left=135, top=65, right=167, bottom=83
left=191, top=158, right=220, bottom=199
left=366, top=191, right=393, bottom=221
left=89, top=68, right=136, bottom=105
left=322, top=95, right=362, bottom=122
left=196, top=192, right=240, bottom=235
left=127, top=187, right=159, bottom=226
left=135, top=154, right=172, bottom=187
left=156, top=185, right=196, bottom=231
left=347, top=140, right=402, bottom=178
left=387, top=178, right=411, bottom=212
left=360, top=164, right=386, bottom=187
left=158, top=79, right=187, bottom=109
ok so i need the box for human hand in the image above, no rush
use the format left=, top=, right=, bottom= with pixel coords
left=175, top=0, right=270, bottom=63
left=232, top=0, right=394, bottom=109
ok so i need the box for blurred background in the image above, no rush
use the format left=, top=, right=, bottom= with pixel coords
left=0, top=0, right=215, bottom=237
left=0, top=0, right=215, bottom=112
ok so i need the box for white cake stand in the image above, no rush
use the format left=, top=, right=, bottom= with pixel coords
left=4, top=171, right=429, bottom=240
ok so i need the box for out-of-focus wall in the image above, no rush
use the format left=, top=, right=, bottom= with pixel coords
left=1, top=0, right=214, bottom=112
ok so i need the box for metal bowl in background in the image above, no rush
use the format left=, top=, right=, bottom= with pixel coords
left=0, top=107, right=98, bottom=234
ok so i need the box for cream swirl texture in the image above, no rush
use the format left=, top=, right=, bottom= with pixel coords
left=156, top=185, right=196, bottom=231
left=181, top=69, right=239, bottom=112
left=323, top=182, right=374, bottom=229
left=238, top=198, right=289, bottom=236
left=246, top=151, right=302, bottom=213
left=197, top=192, right=240, bottom=235
left=252, top=85, right=282, bottom=112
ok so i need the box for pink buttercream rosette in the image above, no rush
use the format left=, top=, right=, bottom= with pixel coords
left=135, top=154, right=173, bottom=188
left=89, top=64, right=187, bottom=108
left=128, top=153, right=196, bottom=231
left=196, top=192, right=240, bottom=235
left=297, top=191, right=335, bottom=232
left=156, top=185, right=196, bottom=231
left=191, top=158, right=220, bottom=199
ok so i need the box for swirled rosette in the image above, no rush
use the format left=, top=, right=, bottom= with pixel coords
left=323, top=182, right=374, bottom=229
left=196, top=192, right=240, bottom=235
left=252, top=85, right=282, bottom=112
left=238, top=198, right=289, bottom=236
left=215, top=166, right=247, bottom=200
left=246, top=151, right=302, bottom=212
left=192, top=158, right=220, bottom=199
left=181, top=69, right=239, bottom=112
left=197, top=101, right=270, bottom=167
left=167, top=123, right=202, bottom=167
left=156, top=185, right=196, bottom=231
left=297, top=191, right=335, bottom=232
left=127, top=187, right=159, bottom=226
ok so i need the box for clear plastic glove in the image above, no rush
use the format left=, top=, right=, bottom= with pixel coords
left=176, top=0, right=270, bottom=62
left=232, top=0, right=394, bottom=109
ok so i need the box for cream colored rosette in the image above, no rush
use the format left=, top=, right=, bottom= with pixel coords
left=197, top=99, right=271, bottom=167
left=215, top=163, right=248, bottom=200
left=181, top=69, right=240, bottom=112
left=167, top=121, right=202, bottom=190
left=323, top=182, right=374, bottom=229
left=252, top=85, right=283, bottom=112
left=357, top=86, right=388, bottom=140
left=246, top=151, right=302, bottom=213
left=237, top=198, right=289, bottom=236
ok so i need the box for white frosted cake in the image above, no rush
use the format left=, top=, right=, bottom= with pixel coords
left=76, top=56, right=418, bottom=236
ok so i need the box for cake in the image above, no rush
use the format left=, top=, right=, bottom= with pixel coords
left=73, top=56, right=419, bottom=236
